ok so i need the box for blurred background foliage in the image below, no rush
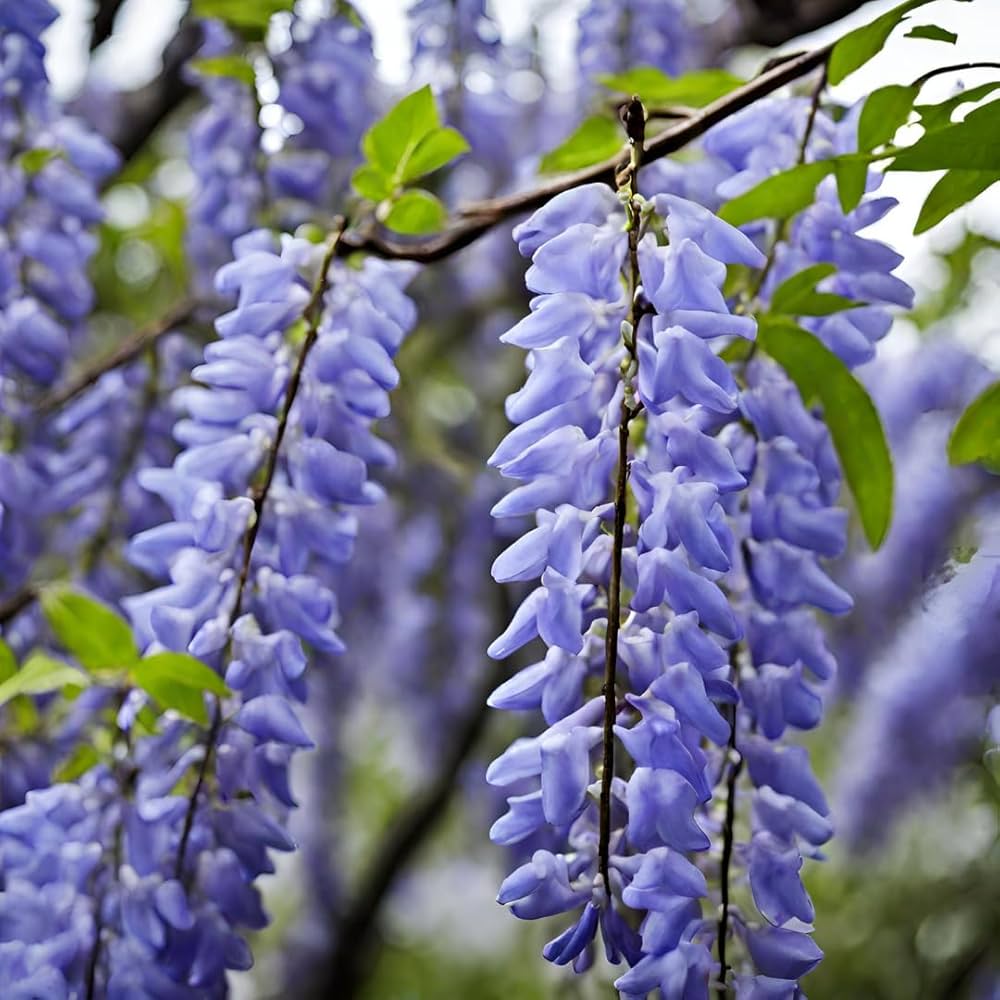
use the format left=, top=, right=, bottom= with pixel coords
left=43, top=0, right=1000, bottom=995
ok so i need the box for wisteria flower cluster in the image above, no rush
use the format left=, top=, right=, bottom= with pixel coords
left=0, top=0, right=119, bottom=599
left=484, top=152, right=855, bottom=991
left=1, top=0, right=999, bottom=997
left=0, top=223, right=417, bottom=992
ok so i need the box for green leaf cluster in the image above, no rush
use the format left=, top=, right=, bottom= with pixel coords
left=0, top=651, right=89, bottom=709
left=0, top=587, right=231, bottom=724
left=720, top=81, right=1000, bottom=236
left=17, top=147, right=60, bottom=176
left=352, top=86, right=470, bottom=235
left=539, top=117, right=623, bottom=174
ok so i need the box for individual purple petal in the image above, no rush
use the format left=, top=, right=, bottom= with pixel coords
left=235, top=695, right=314, bottom=748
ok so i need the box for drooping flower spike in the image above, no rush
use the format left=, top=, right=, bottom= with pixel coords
left=487, top=82, right=906, bottom=985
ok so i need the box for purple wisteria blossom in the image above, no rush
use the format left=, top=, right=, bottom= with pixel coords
left=0, top=0, right=119, bottom=602
left=270, top=6, right=378, bottom=213
left=646, top=96, right=913, bottom=369
left=487, top=178, right=846, bottom=991
left=186, top=21, right=264, bottom=283
left=0, top=228, right=417, bottom=992
left=835, top=509, right=1000, bottom=851
left=577, top=0, right=705, bottom=98
left=832, top=340, right=992, bottom=693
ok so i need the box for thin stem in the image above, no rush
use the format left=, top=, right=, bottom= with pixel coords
left=911, top=61, right=1000, bottom=89
left=0, top=586, right=35, bottom=627
left=85, top=691, right=136, bottom=999
left=748, top=62, right=828, bottom=306
left=37, top=299, right=197, bottom=417
left=716, top=702, right=744, bottom=991
left=173, top=224, right=346, bottom=880
left=598, top=97, right=645, bottom=890
left=598, top=419, right=632, bottom=888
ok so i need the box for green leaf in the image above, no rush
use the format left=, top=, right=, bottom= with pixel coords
left=382, top=189, right=447, bottom=235
left=828, top=0, right=935, bottom=86
left=191, top=0, right=293, bottom=38
left=361, top=85, right=441, bottom=178
left=131, top=652, right=229, bottom=726
left=402, top=127, right=470, bottom=182
left=539, top=116, right=623, bottom=174
left=54, top=743, right=100, bottom=782
left=0, top=639, right=16, bottom=684
left=17, top=147, right=59, bottom=175
left=833, top=156, right=870, bottom=213
left=40, top=587, right=139, bottom=672
left=905, top=23, right=957, bottom=43
left=718, top=162, right=833, bottom=226
left=0, top=652, right=91, bottom=709
left=857, top=84, right=919, bottom=151
left=914, top=169, right=1000, bottom=234
left=190, top=55, right=256, bottom=88
left=948, top=380, right=1000, bottom=471
left=598, top=67, right=744, bottom=107
left=351, top=164, right=393, bottom=202
left=915, top=83, right=1000, bottom=132
left=770, top=263, right=862, bottom=316
left=135, top=653, right=229, bottom=696
left=890, top=100, right=1000, bottom=171
left=757, top=318, right=893, bottom=548
left=770, top=264, right=836, bottom=309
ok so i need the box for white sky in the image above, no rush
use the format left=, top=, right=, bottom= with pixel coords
left=45, top=0, right=1000, bottom=358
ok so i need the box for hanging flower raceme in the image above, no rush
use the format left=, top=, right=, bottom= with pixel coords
left=486, top=176, right=842, bottom=992
left=0, top=230, right=417, bottom=993
left=409, top=0, right=540, bottom=181
left=0, top=0, right=119, bottom=601
left=834, top=510, right=1000, bottom=852
left=577, top=0, right=704, bottom=100
left=647, top=95, right=914, bottom=370
left=186, top=20, right=265, bottom=283
left=270, top=5, right=378, bottom=214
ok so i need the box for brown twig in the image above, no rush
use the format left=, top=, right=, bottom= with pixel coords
left=715, top=703, right=744, bottom=990
left=911, top=61, right=1000, bottom=89
left=36, top=300, right=197, bottom=417
left=38, top=43, right=835, bottom=424
left=104, top=18, right=200, bottom=167
left=0, top=586, right=36, bottom=627
left=597, top=96, right=646, bottom=891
